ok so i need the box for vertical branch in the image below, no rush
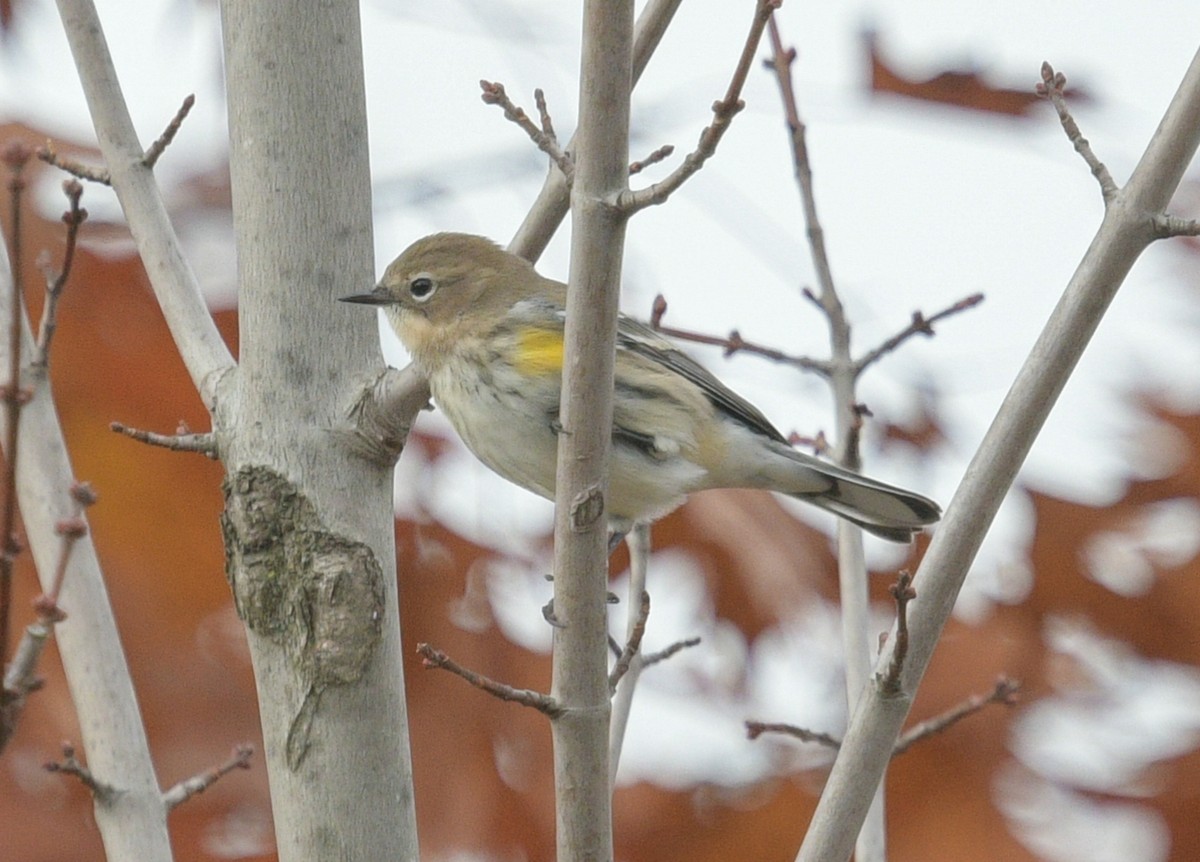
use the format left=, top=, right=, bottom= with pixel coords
left=608, top=522, right=650, bottom=784
left=550, top=1, right=634, bottom=859
left=0, top=144, right=30, bottom=670
left=798, top=46, right=1200, bottom=862
left=768, top=16, right=892, bottom=859
left=217, top=2, right=417, bottom=860
left=766, top=18, right=887, bottom=860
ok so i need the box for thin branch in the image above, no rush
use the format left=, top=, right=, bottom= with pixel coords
left=110, top=421, right=219, bottom=459
left=162, top=744, right=254, bottom=810
left=1037, top=62, right=1118, bottom=202
left=620, top=0, right=780, bottom=212
left=36, top=482, right=98, bottom=613
left=854, top=293, right=985, bottom=376
left=745, top=676, right=1021, bottom=757
left=33, top=180, right=88, bottom=368
left=56, top=0, right=235, bottom=408
left=745, top=720, right=842, bottom=749
left=1152, top=212, right=1200, bottom=238
left=38, top=94, right=196, bottom=183
left=45, top=742, right=115, bottom=801
left=3, top=480, right=98, bottom=747
left=1, top=621, right=47, bottom=751
left=417, top=642, right=562, bottom=717
left=608, top=590, right=649, bottom=692
left=0, top=110, right=172, bottom=856
left=508, top=0, right=684, bottom=261
left=534, top=89, right=558, bottom=142
left=141, top=94, right=195, bottom=170
left=767, top=15, right=840, bottom=324
left=1, top=142, right=32, bottom=672
left=36, top=141, right=112, bottom=185
left=892, top=677, right=1020, bottom=756
left=629, top=144, right=675, bottom=176
left=648, top=294, right=830, bottom=375
left=641, top=636, right=701, bottom=668
left=609, top=524, right=652, bottom=785
left=878, top=572, right=915, bottom=696
left=480, top=81, right=575, bottom=181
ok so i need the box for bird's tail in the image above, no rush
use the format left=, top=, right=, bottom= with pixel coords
left=774, top=448, right=941, bottom=542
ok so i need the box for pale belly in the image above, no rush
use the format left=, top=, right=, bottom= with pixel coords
left=428, top=360, right=703, bottom=527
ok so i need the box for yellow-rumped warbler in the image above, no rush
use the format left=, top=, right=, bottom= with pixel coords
left=342, top=233, right=939, bottom=541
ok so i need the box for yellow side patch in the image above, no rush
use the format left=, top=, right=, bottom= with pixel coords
left=514, top=327, right=565, bottom=375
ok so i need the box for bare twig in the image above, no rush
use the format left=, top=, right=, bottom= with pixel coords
left=854, top=293, right=985, bottom=376
left=35, top=482, right=98, bottom=617
left=745, top=675, right=1020, bottom=757
left=893, top=677, right=1020, bottom=756
left=620, top=0, right=780, bottom=212
left=608, top=590, right=649, bottom=692
left=767, top=15, right=841, bottom=329
left=480, top=81, right=574, bottom=181
left=417, top=642, right=562, bottom=717
left=641, top=636, right=701, bottom=668
left=36, top=141, right=112, bottom=185
left=649, top=294, right=829, bottom=374
left=1152, top=212, right=1200, bottom=237
left=4, top=480, right=100, bottom=747
left=533, top=89, right=557, bottom=142
left=508, top=0, right=685, bottom=261
left=1037, top=62, right=1118, bottom=202
left=142, top=94, right=195, bottom=170
left=38, top=94, right=195, bottom=183
left=629, top=144, right=675, bottom=175
left=162, top=744, right=254, bottom=810
left=1, top=142, right=32, bottom=672
left=745, top=720, right=842, bottom=749
left=609, top=524, right=651, bottom=784
left=110, top=421, right=219, bottom=459
left=878, top=572, right=916, bottom=696
left=1, top=620, right=47, bottom=751
left=45, top=742, right=115, bottom=800
left=33, top=180, right=88, bottom=367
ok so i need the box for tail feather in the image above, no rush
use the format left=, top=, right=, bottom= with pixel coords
left=777, top=451, right=941, bottom=542
left=799, top=486, right=936, bottom=542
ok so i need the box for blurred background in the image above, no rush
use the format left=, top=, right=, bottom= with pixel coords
left=2, top=1, right=1200, bottom=860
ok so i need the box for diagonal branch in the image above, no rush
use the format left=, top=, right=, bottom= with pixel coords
left=55, top=0, right=234, bottom=410
left=509, top=0, right=685, bottom=261
left=892, top=677, right=1020, bottom=756
left=162, top=745, right=254, bottom=810
left=141, top=94, right=195, bottom=170
left=418, top=643, right=561, bottom=717
left=649, top=294, right=830, bottom=375
left=620, top=0, right=780, bottom=213
left=798, top=49, right=1200, bottom=861
left=33, top=179, right=88, bottom=368
left=1037, top=62, right=1118, bottom=202
left=0, top=231, right=171, bottom=853
left=480, top=82, right=574, bottom=181
left=854, top=294, right=985, bottom=376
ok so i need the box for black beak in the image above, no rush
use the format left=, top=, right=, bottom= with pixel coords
left=339, top=285, right=394, bottom=306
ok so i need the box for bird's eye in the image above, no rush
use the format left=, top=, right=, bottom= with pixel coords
left=409, top=274, right=436, bottom=302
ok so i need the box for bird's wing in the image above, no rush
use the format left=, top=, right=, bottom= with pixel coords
left=616, top=315, right=790, bottom=444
